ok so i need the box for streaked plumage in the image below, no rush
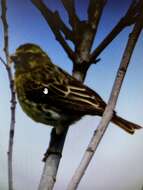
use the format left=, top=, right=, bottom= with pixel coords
left=11, top=43, right=142, bottom=134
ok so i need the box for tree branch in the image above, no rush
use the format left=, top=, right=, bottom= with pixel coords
left=67, top=1, right=143, bottom=189
left=90, top=0, right=142, bottom=62
left=38, top=128, right=68, bottom=190
left=0, top=56, right=7, bottom=66
left=75, top=0, right=106, bottom=57
left=31, top=0, right=75, bottom=60
left=60, top=0, right=80, bottom=29
left=53, top=10, right=74, bottom=41
left=1, top=1, right=17, bottom=190
left=31, top=0, right=106, bottom=81
left=88, top=0, right=106, bottom=30
left=72, top=0, right=106, bottom=80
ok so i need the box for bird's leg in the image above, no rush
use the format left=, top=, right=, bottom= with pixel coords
left=43, top=127, right=69, bottom=161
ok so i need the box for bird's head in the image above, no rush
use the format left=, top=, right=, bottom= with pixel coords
left=10, top=43, right=51, bottom=74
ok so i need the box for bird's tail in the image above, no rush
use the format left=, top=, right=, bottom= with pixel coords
left=112, top=115, right=142, bottom=134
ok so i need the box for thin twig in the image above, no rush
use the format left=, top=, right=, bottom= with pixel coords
left=0, top=56, right=7, bottom=66
left=90, top=0, right=141, bottom=62
left=1, top=1, right=17, bottom=190
left=67, top=2, right=143, bottom=189
left=31, top=0, right=75, bottom=60
left=60, top=0, right=80, bottom=29
left=88, top=0, right=106, bottom=31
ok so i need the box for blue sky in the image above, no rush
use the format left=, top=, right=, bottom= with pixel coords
left=0, top=0, right=143, bottom=190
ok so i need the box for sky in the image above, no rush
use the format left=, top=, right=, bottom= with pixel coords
left=0, top=0, right=143, bottom=190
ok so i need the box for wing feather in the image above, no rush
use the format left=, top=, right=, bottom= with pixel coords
left=24, top=66, right=106, bottom=115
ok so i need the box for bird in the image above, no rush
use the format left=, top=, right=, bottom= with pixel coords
left=10, top=43, right=142, bottom=135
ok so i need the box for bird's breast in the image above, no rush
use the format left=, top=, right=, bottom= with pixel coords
left=15, top=74, right=65, bottom=126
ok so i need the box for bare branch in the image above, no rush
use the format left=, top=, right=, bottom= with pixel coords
left=70, top=1, right=106, bottom=80
left=38, top=128, right=68, bottom=190
left=90, top=0, right=142, bottom=62
left=72, top=0, right=106, bottom=63
left=60, top=0, right=80, bottom=29
left=1, top=0, right=9, bottom=60
left=0, top=56, right=7, bottom=66
left=1, top=1, right=17, bottom=190
left=31, top=0, right=75, bottom=60
left=31, top=0, right=105, bottom=79
left=53, top=11, right=73, bottom=41
left=67, top=2, right=143, bottom=189
left=70, top=0, right=106, bottom=80
left=88, top=0, right=106, bottom=30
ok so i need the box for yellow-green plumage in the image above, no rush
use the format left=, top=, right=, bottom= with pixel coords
left=15, top=74, right=44, bottom=123
left=11, top=43, right=142, bottom=134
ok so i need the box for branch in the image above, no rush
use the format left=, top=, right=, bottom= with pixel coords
left=31, top=0, right=105, bottom=80
left=67, top=2, right=143, bottom=189
left=60, top=0, right=80, bottom=29
left=31, top=0, right=75, bottom=60
left=38, top=128, right=68, bottom=190
left=88, top=0, right=106, bottom=30
left=52, top=11, right=74, bottom=41
left=0, top=56, right=7, bottom=66
left=74, top=0, right=106, bottom=58
left=1, top=0, right=8, bottom=60
left=72, top=0, right=106, bottom=80
left=90, top=0, right=142, bottom=62
left=1, top=1, right=17, bottom=190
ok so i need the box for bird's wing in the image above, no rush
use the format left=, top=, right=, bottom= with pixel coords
left=50, top=80, right=105, bottom=109
left=24, top=72, right=106, bottom=115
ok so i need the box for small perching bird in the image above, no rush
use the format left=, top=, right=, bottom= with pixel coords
left=11, top=43, right=142, bottom=135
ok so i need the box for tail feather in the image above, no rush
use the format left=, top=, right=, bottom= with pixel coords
left=112, top=115, right=142, bottom=134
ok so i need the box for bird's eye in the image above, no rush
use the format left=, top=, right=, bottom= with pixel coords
left=43, top=88, right=48, bottom=95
